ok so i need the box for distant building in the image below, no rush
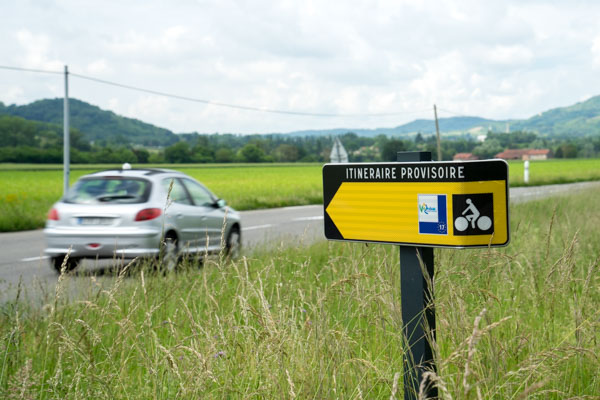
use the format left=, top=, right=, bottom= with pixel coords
left=525, top=149, right=551, bottom=160
left=453, top=152, right=479, bottom=161
left=330, top=137, right=349, bottom=163
left=495, top=149, right=550, bottom=160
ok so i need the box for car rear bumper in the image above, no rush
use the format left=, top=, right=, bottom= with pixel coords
left=44, top=227, right=162, bottom=259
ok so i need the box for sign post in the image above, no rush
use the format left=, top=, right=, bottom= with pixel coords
left=322, top=154, right=509, bottom=399
left=397, top=151, right=436, bottom=399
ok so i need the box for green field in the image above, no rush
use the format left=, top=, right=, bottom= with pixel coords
left=2, top=159, right=600, bottom=232
left=1, top=186, right=598, bottom=398
left=0, top=164, right=322, bottom=232
left=508, top=158, right=600, bottom=186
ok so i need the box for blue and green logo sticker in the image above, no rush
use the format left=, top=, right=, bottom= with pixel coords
left=418, top=194, right=447, bottom=235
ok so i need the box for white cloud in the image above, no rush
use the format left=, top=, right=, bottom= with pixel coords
left=2, top=86, right=25, bottom=104
left=127, top=96, right=172, bottom=124
left=106, top=26, right=193, bottom=56
left=486, top=45, right=534, bottom=66
left=15, top=29, right=63, bottom=71
left=86, top=59, right=111, bottom=75
left=107, top=98, right=120, bottom=112
left=592, top=35, right=600, bottom=67
left=2, top=1, right=600, bottom=133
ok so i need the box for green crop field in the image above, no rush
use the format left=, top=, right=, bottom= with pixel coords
left=0, top=164, right=322, bottom=232
left=1, top=185, right=598, bottom=398
left=1, top=159, right=600, bottom=232
left=508, top=158, right=600, bottom=186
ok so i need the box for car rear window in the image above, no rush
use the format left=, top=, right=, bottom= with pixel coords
left=64, top=177, right=151, bottom=204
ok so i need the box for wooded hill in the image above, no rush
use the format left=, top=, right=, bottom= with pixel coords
left=1, top=95, right=600, bottom=163
left=2, top=96, right=600, bottom=145
left=0, top=99, right=178, bottom=147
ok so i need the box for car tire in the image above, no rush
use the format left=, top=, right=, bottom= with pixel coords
left=51, top=255, right=80, bottom=273
left=225, top=227, right=241, bottom=259
left=160, top=234, right=179, bottom=272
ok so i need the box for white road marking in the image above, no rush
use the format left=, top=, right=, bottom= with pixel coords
left=292, top=216, right=324, bottom=222
left=21, top=256, right=49, bottom=262
left=282, top=205, right=320, bottom=210
left=243, top=224, right=274, bottom=231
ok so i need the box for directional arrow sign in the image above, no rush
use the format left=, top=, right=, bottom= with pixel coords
left=323, top=160, right=509, bottom=248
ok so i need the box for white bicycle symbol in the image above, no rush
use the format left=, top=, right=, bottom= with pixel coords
left=454, top=198, right=492, bottom=232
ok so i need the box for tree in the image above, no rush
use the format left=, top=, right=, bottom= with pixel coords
left=380, top=139, right=406, bottom=161
left=164, top=141, right=193, bottom=163
left=133, top=148, right=150, bottom=163
left=239, top=143, right=265, bottom=162
left=215, top=147, right=235, bottom=163
left=472, top=139, right=503, bottom=159
left=555, top=143, right=577, bottom=158
left=192, top=144, right=215, bottom=163
left=273, top=144, right=299, bottom=162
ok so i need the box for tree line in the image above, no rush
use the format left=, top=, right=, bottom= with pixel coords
left=2, top=114, right=600, bottom=164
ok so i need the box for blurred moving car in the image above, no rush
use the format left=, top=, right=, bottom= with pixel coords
left=44, top=166, right=241, bottom=272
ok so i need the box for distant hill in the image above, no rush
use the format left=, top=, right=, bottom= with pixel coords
left=510, top=95, right=600, bottom=137
left=282, top=116, right=499, bottom=138
left=2, top=95, right=600, bottom=145
left=0, top=98, right=179, bottom=146
left=285, top=97, right=600, bottom=138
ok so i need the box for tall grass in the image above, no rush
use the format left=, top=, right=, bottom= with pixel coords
left=1, top=187, right=599, bottom=398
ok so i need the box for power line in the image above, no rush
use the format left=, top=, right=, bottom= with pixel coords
left=0, top=64, right=62, bottom=75
left=1, top=64, right=431, bottom=118
left=70, top=72, right=430, bottom=117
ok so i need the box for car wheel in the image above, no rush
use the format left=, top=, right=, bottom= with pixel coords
left=51, top=255, right=80, bottom=273
left=160, top=234, right=179, bottom=272
left=225, top=227, right=241, bottom=259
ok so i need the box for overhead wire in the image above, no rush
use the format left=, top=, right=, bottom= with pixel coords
left=1, top=64, right=431, bottom=118
left=0, top=65, right=63, bottom=75
left=70, top=72, right=431, bottom=117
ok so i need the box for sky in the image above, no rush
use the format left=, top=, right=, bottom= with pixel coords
left=1, top=0, right=600, bottom=134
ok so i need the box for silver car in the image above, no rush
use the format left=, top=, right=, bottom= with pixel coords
left=44, top=167, right=241, bottom=272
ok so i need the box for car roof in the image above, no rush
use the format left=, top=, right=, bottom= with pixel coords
left=85, top=168, right=186, bottom=179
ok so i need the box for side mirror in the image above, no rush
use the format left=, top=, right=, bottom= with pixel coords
left=216, top=199, right=227, bottom=208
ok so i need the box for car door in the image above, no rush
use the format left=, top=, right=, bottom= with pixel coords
left=180, top=178, right=225, bottom=251
left=160, top=177, right=206, bottom=251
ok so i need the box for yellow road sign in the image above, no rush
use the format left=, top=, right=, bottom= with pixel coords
left=323, top=160, right=509, bottom=248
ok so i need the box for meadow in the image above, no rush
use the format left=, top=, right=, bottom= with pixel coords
left=0, top=163, right=322, bottom=232
left=0, top=183, right=598, bottom=398
left=1, top=158, right=600, bottom=232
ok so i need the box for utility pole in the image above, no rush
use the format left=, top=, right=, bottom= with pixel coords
left=434, top=104, right=441, bottom=161
left=63, top=65, right=70, bottom=196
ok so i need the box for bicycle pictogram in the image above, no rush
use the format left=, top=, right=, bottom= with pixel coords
left=454, top=198, right=492, bottom=232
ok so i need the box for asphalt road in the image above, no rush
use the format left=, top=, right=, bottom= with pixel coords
left=2, top=181, right=599, bottom=302
left=0, top=204, right=325, bottom=301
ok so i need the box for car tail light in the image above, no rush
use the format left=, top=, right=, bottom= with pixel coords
left=47, top=208, right=59, bottom=221
left=135, top=208, right=162, bottom=221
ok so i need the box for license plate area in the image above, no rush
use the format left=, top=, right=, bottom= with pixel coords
left=77, top=217, right=114, bottom=226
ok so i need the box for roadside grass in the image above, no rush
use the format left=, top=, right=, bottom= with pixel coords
left=1, top=188, right=599, bottom=398
left=2, top=158, right=600, bottom=232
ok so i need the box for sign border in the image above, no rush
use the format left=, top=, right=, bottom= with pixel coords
left=322, top=159, right=510, bottom=249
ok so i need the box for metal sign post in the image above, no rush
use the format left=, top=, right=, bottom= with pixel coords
left=322, top=153, right=510, bottom=399
left=398, top=151, right=436, bottom=399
